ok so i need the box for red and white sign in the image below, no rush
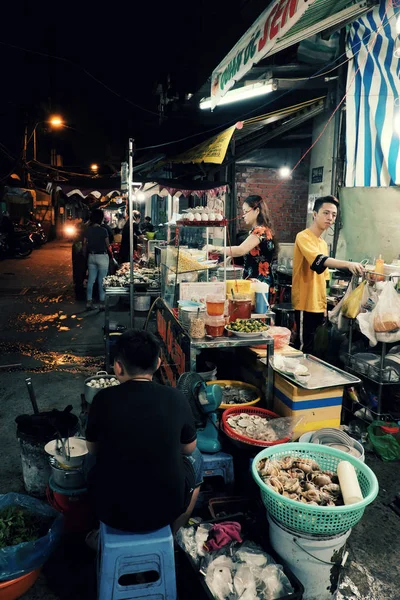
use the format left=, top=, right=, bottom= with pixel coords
left=210, top=0, right=317, bottom=109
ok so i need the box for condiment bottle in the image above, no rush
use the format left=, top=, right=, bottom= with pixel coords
left=375, top=256, right=384, bottom=274
left=337, top=461, right=363, bottom=505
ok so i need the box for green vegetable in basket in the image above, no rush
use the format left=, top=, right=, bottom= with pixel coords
left=0, top=506, right=49, bottom=548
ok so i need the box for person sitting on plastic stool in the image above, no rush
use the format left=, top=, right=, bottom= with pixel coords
left=85, top=329, right=203, bottom=538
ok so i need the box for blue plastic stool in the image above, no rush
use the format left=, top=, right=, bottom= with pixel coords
left=97, top=522, right=176, bottom=600
left=202, top=451, right=234, bottom=485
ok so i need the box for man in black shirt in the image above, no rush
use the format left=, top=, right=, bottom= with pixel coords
left=86, top=330, right=203, bottom=533
left=119, top=210, right=142, bottom=263
left=140, top=216, right=155, bottom=234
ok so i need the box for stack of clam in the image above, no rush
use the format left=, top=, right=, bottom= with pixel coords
left=256, top=456, right=343, bottom=506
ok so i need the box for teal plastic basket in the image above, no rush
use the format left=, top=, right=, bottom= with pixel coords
left=251, top=443, right=379, bottom=535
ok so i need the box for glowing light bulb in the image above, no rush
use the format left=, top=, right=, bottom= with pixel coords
left=279, top=166, right=291, bottom=178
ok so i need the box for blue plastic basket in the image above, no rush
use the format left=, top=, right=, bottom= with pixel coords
left=251, top=443, right=379, bottom=535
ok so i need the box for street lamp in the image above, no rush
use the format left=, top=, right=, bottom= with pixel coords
left=90, top=164, right=99, bottom=173
left=24, top=115, right=65, bottom=162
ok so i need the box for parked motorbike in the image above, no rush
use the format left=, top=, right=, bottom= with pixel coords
left=17, top=222, right=47, bottom=247
left=0, top=231, right=34, bottom=258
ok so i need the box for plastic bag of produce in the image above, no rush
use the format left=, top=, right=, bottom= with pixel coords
left=266, top=327, right=291, bottom=349
left=0, top=493, right=63, bottom=581
left=372, top=281, right=400, bottom=343
left=367, top=421, right=400, bottom=462
left=342, top=281, right=366, bottom=319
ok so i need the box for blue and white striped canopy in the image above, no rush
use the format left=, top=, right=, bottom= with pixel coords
left=346, top=1, right=400, bottom=186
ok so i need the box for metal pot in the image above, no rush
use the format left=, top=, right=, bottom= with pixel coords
left=133, top=295, right=151, bottom=311
left=330, top=284, right=347, bottom=297
left=217, top=266, right=244, bottom=281
left=84, top=371, right=118, bottom=405
left=50, top=458, right=86, bottom=490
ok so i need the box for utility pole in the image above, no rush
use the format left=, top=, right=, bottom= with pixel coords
left=22, top=126, right=28, bottom=187
left=128, top=138, right=135, bottom=329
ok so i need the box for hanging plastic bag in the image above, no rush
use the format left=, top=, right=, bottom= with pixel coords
left=367, top=421, right=400, bottom=462
left=372, top=281, right=400, bottom=343
left=328, top=281, right=353, bottom=327
left=0, top=493, right=63, bottom=581
left=357, top=311, right=377, bottom=346
left=360, top=282, right=379, bottom=313
left=342, top=281, right=367, bottom=319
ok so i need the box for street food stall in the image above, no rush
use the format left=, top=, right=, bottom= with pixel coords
left=152, top=193, right=277, bottom=403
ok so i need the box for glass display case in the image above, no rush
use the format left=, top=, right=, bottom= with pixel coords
left=160, top=223, right=227, bottom=309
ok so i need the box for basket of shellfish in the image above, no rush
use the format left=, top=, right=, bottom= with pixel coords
left=221, top=407, right=292, bottom=448
left=251, top=443, right=379, bottom=535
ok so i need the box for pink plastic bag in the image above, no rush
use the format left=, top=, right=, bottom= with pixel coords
left=266, top=326, right=291, bottom=349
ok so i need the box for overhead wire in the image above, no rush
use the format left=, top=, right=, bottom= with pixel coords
left=0, top=40, right=161, bottom=118
left=135, top=12, right=396, bottom=151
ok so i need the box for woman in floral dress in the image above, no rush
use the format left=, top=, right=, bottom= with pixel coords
left=224, top=195, right=278, bottom=290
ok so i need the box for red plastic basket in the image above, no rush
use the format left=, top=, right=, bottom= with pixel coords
left=221, top=406, right=291, bottom=447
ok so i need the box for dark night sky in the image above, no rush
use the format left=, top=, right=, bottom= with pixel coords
left=0, top=0, right=267, bottom=174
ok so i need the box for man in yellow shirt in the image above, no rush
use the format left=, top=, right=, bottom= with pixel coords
left=292, top=196, right=364, bottom=353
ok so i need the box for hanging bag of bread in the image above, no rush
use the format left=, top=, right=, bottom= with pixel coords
left=373, top=280, right=400, bottom=343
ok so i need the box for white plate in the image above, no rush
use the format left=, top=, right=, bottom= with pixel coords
left=225, top=326, right=265, bottom=339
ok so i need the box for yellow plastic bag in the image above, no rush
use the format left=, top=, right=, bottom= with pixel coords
left=342, top=280, right=366, bottom=319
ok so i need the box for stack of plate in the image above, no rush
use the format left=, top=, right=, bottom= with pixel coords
left=299, top=428, right=365, bottom=461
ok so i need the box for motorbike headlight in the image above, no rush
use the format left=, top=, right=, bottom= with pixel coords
left=64, top=225, right=76, bottom=236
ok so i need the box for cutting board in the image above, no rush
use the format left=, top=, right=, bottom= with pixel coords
left=250, top=345, right=303, bottom=359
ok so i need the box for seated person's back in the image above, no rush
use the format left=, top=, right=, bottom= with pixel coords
left=86, top=330, right=197, bottom=532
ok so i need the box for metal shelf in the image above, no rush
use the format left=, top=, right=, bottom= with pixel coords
left=345, top=355, right=400, bottom=386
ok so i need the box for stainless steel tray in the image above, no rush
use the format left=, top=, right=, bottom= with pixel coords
left=266, top=354, right=361, bottom=389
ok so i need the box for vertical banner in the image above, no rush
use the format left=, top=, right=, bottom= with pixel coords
left=346, top=1, right=400, bottom=186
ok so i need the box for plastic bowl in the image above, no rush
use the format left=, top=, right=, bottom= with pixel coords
left=298, top=430, right=365, bottom=462
left=145, top=232, right=156, bottom=240
left=0, top=569, right=40, bottom=600
left=206, top=380, right=261, bottom=409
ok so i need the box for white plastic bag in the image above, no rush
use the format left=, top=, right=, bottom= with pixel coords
left=328, top=282, right=352, bottom=327
left=205, top=555, right=234, bottom=600
left=373, top=281, right=400, bottom=342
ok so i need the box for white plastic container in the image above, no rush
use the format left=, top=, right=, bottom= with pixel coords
left=268, top=514, right=351, bottom=600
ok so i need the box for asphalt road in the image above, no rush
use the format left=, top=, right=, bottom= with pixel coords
left=0, top=242, right=398, bottom=600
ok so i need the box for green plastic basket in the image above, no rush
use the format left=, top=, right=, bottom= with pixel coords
left=251, top=443, right=379, bottom=535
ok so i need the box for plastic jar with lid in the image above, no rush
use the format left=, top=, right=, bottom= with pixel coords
left=205, top=315, right=226, bottom=337
left=189, top=312, right=206, bottom=339
left=228, top=295, right=252, bottom=322
left=206, top=294, right=225, bottom=316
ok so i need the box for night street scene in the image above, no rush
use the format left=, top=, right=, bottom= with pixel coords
left=0, top=1, right=399, bottom=599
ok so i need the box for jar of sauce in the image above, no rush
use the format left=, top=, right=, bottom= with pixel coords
left=228, top=295, right=252, bottom=322
left=205, top=315, right=225, bottom=337
left=206, top=295, right=225, bottom=316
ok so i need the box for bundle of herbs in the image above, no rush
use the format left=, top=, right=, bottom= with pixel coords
left=0, top=506, right=51, bottom=548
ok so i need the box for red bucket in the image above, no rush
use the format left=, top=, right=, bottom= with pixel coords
left=47, top=482, right=96, bottom=534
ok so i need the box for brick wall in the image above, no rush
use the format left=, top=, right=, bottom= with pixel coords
left=236, top=165, right=309, bottom=243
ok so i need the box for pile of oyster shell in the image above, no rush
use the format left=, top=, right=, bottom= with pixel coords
left=257, top=456, right=343, bottom=506
left=86, top=377, right=119, bottom=389
left=226, top=413, right=278, bottom=442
